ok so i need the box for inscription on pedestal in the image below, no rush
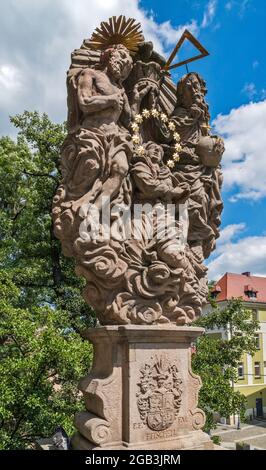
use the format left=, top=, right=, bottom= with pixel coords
left=136, top=353, right=183, bottom=431
left=132, top=422, right=146, bottom=430
left=145, top=427, right=178, bottom=441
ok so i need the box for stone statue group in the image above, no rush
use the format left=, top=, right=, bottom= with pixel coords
left=52, top=17, right=224, bottom=326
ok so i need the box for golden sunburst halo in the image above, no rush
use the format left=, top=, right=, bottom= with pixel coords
left=88, top=15, right=144, bottom=56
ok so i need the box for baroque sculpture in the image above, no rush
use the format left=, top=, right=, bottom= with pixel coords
left=52, top=16, right=224, bottom=450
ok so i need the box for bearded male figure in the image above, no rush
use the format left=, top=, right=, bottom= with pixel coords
left=53, top=42, right=157, bottom=242
left=169, top=72, right=224, bottom=308
left=55, top=44, right=133, bottom=222
left=170, top=72, right=224, bottom=256
left=52, top=44, right=139, bottom=317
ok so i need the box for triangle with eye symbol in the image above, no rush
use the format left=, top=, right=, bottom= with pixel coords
left=163, top=29, right=209, bottom=71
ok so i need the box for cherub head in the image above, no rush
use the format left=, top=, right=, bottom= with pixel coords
left=138, top=381, right=150, bottom=394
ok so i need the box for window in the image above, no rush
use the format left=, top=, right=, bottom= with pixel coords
left=246, top=291, right=257, bottom=299
left=238, top=362, right=244, bottom=379
left=245, top=290, right=257, bottom=299
left=255, top=334, right=260, bottom=349
left=210, top=291, right=218, bottom=299
left=254, top=362, right=261, bottom=378
left=244, top=286, right=258, bottom=299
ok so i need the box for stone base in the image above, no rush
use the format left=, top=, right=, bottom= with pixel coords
left=71, top=325, right=214, bottom=450
left=72, top=430, right=213, bottom=450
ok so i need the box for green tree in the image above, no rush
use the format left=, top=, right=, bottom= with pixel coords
left=0, top=112, right=95, bottom=449
left=0, top=271, right=92, bottom=449
left=192, top=298, right=259, bottom=431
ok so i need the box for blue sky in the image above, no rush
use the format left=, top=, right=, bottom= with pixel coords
left=143, top=0, right=266, bottom=116
left=0, top=0, right=265, bottom=280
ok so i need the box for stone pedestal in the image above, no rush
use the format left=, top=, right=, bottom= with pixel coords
left=71, top=325, right=214, bottom=450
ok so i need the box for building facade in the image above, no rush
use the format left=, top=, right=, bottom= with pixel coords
left=204, top=272, right=266, bottom=421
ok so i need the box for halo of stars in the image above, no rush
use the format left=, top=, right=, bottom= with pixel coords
left=130, top=108, right=182, bottom=166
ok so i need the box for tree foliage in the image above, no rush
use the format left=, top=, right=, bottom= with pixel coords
left=192, top=298, right=259, bottom=431
left=0, top=112, right=95, bottom=449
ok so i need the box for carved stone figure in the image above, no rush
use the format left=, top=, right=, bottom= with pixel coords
left=156, top=72, right=224, bottom=311
left=53, top=62, right=224, bottom=325
left=52, top=15, right=224, bottom=450
left=169, top=72, right=224, bottom=310
left=128, top=142, right=200, bottom=324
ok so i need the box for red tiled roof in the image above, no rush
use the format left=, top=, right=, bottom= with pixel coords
left=214, top=272, right=266, bottom=303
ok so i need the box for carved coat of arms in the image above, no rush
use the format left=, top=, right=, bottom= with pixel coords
left=137, top=354, right=183, bottom=431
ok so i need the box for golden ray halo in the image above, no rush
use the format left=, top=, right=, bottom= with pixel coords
left=87, top=15, right=144, bottom=56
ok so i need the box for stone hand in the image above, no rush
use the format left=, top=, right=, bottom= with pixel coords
left=172, top=183, right=190, bottom=202
left=213, top=136, right=225, bottom=156
left=132, top=82, right=158, bottom=104
left=148, top=84, right=160, bottom=108
left=190, top=105, right=202, bottom=120
left=111, top=92, right=124, bottom=111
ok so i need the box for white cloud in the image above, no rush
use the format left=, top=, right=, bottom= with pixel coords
left=252, top=60, right=259, bottom=69
left=0, top=64, right=23, bottom=106
left=207, top=222, right=266, bottom=281
left=0, top=64, right=26, bottom=113
left=225, top=2, right=233, bottom=10
left=207, top=230, right=266, bottom=281
left=141, top=18, right=198, bottom=53
left=0, top=0, right=221, bottom=136
left=213, top=99, right=266, bottom=201
left=242, top=82, right=257, bottom=99
left=0, top=0, right=201, bottom=135
left=239, top=0, right=250, bottom=17
left=217, top=223, right=246, bottom=246
left=201, top=0, right=217, bottom=28
left=224, top=0, right=250, bottom=16
left=0, top=65, right=21, bottom=91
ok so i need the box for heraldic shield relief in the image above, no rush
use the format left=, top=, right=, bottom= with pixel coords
left=137, top=353, right=183, bottom=431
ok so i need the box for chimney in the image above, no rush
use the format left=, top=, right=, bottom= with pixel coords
left=242, top=271, right=251, bottom=277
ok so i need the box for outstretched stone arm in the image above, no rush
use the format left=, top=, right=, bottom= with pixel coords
left=133, top=169, right=190, bottom=202
left=134, top=171, right=166, bottom=195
